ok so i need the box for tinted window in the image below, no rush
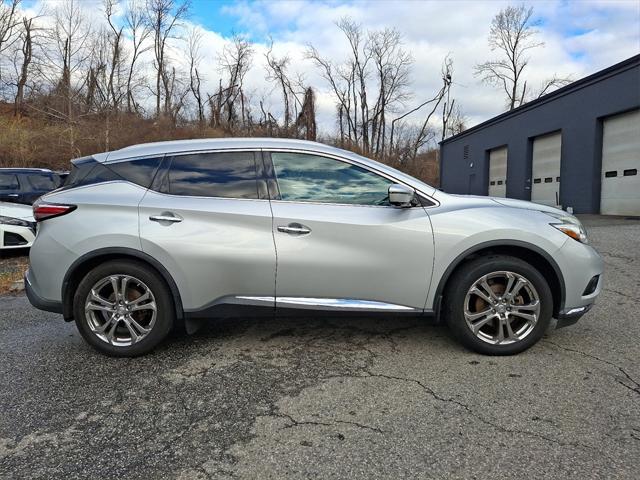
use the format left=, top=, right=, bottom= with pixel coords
left=64, top=157, right=99, bottom=187
left=0, top=173, right=19, bottom=190
left=271, top=152, right=393, bottom=205
left=26, top=173, right=56, bottom=190
left=73, top=163, right=121, bottom=187
left=108, top=157, right=162, bottom=188
left=165, top=152, right=258, bottom=199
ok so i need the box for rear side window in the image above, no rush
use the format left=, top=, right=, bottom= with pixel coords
left=26, top=173, right=56, bottom=190
left=0, top=173, right=19, bottom=190
left=163, top=152, right=258, bottom=199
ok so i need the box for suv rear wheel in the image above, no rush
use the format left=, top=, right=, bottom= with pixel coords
left=444, top=255, right=553, bottom=355
left=73, top=260, right=174, bottom=356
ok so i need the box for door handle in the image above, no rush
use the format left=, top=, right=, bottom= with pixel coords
left=277, top=223, right=311, bottom=235
left=6, top=194, right=19, bottom=197
left=149, top=214, right=182, bottom=223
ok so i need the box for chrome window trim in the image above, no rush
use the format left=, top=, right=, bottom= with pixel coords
left=264, top=148, right=440, bottom=208
left=103, top=153, right=167, bottom=165
left=142, top=188, right=271, bottom=203
left=98, top=146, right=439, bottom=207
left=103, top=148, right=262, bottom=164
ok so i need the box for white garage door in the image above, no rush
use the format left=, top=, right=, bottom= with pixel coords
left=601, top=109, right=640, bottom=216
left=531, top=131, right=562, bottom=207
left=488, top=146, right=507, bottom=197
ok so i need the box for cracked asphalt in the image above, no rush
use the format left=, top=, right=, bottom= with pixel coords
left=1, top=215, right=639, bottom=479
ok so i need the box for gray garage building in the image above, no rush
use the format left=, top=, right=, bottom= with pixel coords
left=439, top=54, right=640, bottom=215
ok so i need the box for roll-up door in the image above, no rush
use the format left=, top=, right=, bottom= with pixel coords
left=531, top=132, right=562, bottom=207
left=601, top=109, right=640, bottom=216
left=488, top=146, right=507, bottom=197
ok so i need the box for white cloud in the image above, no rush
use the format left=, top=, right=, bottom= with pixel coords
left=212, top=0, right=639, bottom=132
left=11, top=0, right=639, bottom=137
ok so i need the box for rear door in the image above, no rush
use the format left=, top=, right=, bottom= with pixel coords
left=23, top=172, right=58, bottom=204
left=138, top=150, right=276, bottom=314
left=0, top=172, right=22, bottom=203
left=266, top=151, right=434, bottom=312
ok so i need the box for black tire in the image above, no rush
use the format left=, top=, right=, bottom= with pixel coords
left=444, top=254, right=553, bottom=355
left=73, top=260, right=175, bottom=357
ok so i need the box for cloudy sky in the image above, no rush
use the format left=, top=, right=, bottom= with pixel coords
left=22, top=0, right=640, bottom=134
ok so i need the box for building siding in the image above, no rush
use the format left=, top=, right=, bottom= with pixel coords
left=440, top=55, right=640, bottom=214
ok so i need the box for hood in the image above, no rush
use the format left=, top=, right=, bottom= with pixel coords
left=0, top=201, right=35, bottom=221
left=490, top=197, right=564, bottom=215
left=442, top=193, right=564, bottom=215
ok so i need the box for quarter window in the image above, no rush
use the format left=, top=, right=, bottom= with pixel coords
left=165, top=152, right=258, bottom=199
left=108, top=157, right=163, bottom=188
left=271, top=152, right=393, bottom=206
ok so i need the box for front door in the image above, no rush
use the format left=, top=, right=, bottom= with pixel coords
left=266, top=151, right=434, bottom=312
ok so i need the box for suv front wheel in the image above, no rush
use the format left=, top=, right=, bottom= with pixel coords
left=444, top=255, right=553, bottom=355
left=73, top=260, right=174, bottom=356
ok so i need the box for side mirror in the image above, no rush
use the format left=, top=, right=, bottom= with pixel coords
left=388, top=184, right=415, bottom=208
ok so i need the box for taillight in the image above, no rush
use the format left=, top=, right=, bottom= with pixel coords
left=33, top=200, right=77, bottom=222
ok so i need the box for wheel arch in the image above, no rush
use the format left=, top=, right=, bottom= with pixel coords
left=433, top=240, right=565, bottom=318
left=61, top=247, right=184, bottom=323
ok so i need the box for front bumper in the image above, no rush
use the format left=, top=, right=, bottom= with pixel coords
left=24, top=269, right=63, bottom=314
left=0, top=224, right=35, bottom=249
left=556, top=303, right=593, bottom=328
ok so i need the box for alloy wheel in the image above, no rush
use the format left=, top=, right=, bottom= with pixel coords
left=463, top=270, right=541, bottom=345
left=84, top=274, right=157, bottom=347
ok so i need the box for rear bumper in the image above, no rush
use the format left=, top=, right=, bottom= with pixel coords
left=24, top=269, right=63, bottom=314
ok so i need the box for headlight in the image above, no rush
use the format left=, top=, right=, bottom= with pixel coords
left=0, top=215, right=32, bottom=228
left=545, top=211, right=588, bottom=244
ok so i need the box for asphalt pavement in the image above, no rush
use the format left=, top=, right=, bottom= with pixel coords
left=0, top=215, right=638, bottom=479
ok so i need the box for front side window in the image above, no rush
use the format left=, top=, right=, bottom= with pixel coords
left=165, top=152, right=258, bottom=199
left=271, top=152, right=393, bottom=206
left=0, top=173, right=19, bottom=190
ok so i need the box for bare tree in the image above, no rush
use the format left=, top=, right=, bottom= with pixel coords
left=13, top=15, right=33, bottom=115
left=146, top=0, right=190, bottom=118
left=307, top=18, right=412, bottom=155
left=103, top=0, right=125, bottom=111
left=187, top=26, right=205, bottom=126
left=389, top=56, right=451, bottom=159
left=475, top=4, right=570, bottom=110
left=295, top=87, right=316, bottom=140
left=306, top=43, right=356, bottom=144
left=124, top=0, right=151, bottom=113
left=265, top=41, right=298, bottom=130
left=40, top=0, right=93, bottom=123
left=440, top=55, right=454, bottom=141
left=368, top=27, right=412, bottom=156
left=218, top=34, right=253, bottom=131
left=0, top=0, right=20, bottom=56
left=445, top=103, right=466, bottom=137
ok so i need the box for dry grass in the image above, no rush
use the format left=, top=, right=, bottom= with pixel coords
left=0, top=102, right=440, bottom=186
left=0, top=254, right=29, bottom=295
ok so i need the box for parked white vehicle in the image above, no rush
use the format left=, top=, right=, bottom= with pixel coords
left=0, top=201, right=36, bottom=250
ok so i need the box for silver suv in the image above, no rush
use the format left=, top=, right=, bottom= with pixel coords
left=25, top=139, right=603, bottom=356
